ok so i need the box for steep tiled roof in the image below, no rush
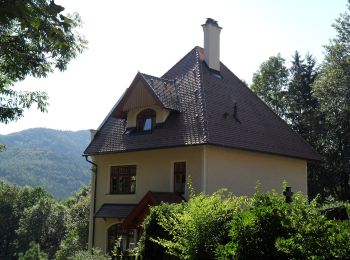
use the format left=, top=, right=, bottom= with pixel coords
left=84, top=47, right=320, bottom=161
left=140, top=73, right=179, bottom=111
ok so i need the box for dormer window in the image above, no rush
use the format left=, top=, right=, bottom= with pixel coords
left=136, top=109, right=156, bottom=132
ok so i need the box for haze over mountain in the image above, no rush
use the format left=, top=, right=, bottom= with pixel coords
left=0, top=128, right=91, bottom=199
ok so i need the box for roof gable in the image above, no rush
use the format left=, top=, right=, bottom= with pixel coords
left=123, top=191, right=183, bottom=229
left=111, top=73, right=179, bottom=119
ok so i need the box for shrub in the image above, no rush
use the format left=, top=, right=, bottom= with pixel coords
left=148, top=190, right=249, bottom=260
left=18, top=241, right=47, bottom=260
left=216, top=190, right=350, bottom=259
left=138, top=202, right=181, bottom=259
left=70, top=248, right=111, bottom=260
left=216, top=190, right=289, bottom=259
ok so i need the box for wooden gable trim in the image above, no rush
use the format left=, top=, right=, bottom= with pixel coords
left=111, top=72, right=164, bottom=119
left=122, top=191, right=156, bottom=229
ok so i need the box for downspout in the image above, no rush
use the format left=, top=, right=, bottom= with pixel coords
left=84, top=155, right=97, bottom=249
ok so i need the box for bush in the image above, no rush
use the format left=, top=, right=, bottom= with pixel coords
left=138, top=202, right=182, bottom=259
left=216, top=190, right=350, bottom=259
left=70, top=248, right=111, bottom=260
left=18, top=241, right=47, bottom=260
left=216, top=191, right=289, bottom=259
left=146, top=190, right=249, bottom=260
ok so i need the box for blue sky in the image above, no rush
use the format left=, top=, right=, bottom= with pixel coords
left=0, top=0, right=348, bottom=134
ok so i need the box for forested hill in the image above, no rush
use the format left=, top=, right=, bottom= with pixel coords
left=0, top=128, right=91, bottom=199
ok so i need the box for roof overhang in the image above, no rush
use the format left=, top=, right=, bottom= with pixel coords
left=94, top=203, right=136, bottom=219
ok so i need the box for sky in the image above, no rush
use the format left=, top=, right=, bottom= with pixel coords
left=0, top=0, right=348, bottom=135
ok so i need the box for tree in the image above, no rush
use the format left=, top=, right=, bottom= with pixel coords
left=0, top=0, right=86, bottom=124
left=286, top=51, right=319, bottom=143
left=0, top=182, right=21, bottom=259
left=16, top=197, right=67, bottom=259
left=57, top=185, right=91, bottom=259
left=0, top=183, right=51, bottom=259
left=251, top=54, right=289, bottom=117
left=313, top=0, right=350, bottom=200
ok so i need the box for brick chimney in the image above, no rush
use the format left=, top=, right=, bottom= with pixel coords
left=202, top=18, right=222, bottom=72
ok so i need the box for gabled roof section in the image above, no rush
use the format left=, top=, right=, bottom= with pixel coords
left=123, top=191, right=184, bottom=229
left=84, top=46, right=320, bottom=161
left=84, top=47, right=207, bottom=155
left=111, top=72, right=179, bottom=119
left=141, top=73, right=180, bottom=111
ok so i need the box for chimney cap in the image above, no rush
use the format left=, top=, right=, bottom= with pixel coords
left=203, top=18, right=222, bottom=28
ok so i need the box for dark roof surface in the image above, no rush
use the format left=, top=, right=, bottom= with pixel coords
left=141, top=73, right=180, bottom=111
left=94, top=204, right=136, bottom=218
left=84, top=47, right=320, bottom=161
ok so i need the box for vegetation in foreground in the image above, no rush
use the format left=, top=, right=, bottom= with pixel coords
left=138, top=185, right=350, bottom=260
left=1, top=181, right=349, bottom=260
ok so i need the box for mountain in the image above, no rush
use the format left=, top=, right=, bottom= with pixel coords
left=0, top=128, right=91, bottom=199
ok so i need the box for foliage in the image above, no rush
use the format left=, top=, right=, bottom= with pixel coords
left=0, top=128, right=90, bottom=199
left=0, top=0, right=87, bottom=124
left=18, top=241, right=47, bottom=260
left=285, top=51, right=319, bottom=143
left=16, top=197, right=67, bottom=259
left=148, top=190, right=249, bottom=260
left=312, top=0, right=350, bottom=200
left=0, top=183, right=50, bottom=259
left=250, top=1, right=350, bottom=200
left=70, top=248, right=111, bottom=260
left=55, top=230, right=82, bottom=260
left=64, top=185, right=91, bottom=247
left=216, top=190, right=350, bottom=259
left=0, top=182, right=90, bottom=259
left=0, top=182, right=22, bottom=259
left=56, top=185, right=91, bottom=259
left=216, top=191, right=289, bottom=259
left=138, top=202, right=180, bottom=259
left=251, top=54, right=289, bottom=117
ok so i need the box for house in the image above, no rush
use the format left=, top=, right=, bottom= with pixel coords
left=83, top=18, right=320, bottom=254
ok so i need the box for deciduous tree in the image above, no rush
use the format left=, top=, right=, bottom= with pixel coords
left=313, top=0, right=350, bottom=200
left=0, top=0, right=86, bottom=124
left=251, top=54, right=289, bottom=117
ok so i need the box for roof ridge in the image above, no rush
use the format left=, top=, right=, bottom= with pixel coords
left=141, top=72, right=174, bottom=82
left=196, top=47, right=210, bottom=143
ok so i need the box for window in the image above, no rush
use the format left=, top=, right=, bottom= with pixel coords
left=136, top=109, right=156, bottom=132
left=110, top=165, right=136, bottom=194
left=107, top=224, right=135, bottom=254
left=174, top=162, right=186, bottom=195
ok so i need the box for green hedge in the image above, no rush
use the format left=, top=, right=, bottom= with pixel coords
left=138, top=188, right=350, bottom=260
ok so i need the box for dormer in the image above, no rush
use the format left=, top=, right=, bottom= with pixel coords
left=111, top=72, right=179, bottom=132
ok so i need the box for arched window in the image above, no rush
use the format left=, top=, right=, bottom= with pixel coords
left=136, top=109, right=156, bottom=132
left=107, top=224, right=136, bottom=254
